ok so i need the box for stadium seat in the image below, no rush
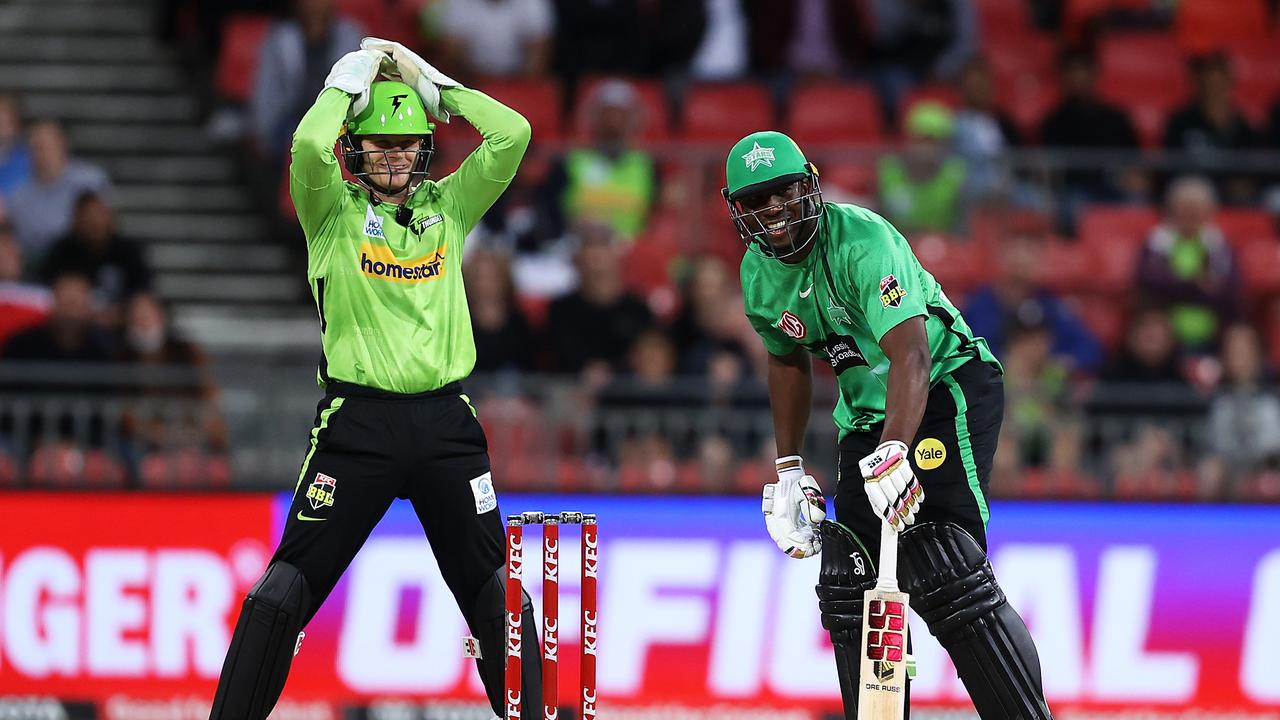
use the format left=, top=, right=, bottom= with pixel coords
left=1228, top=40, right=1280, bottom=124
left=476, top=79, right=564, bottom=143
left=1097, top=34, right=1189, bottom=147
left=1074, top=294, right=1126, bottom=349
left=986, top=34, right=1060, bottom=139
left=1063, top=0, right=1151, bottom=41
left=574, top=75, right=672, bottom=142
left=1176, top=0, right=1270, bottom=54
left=1238, top=240, right=1280, bottom=298
left=1077, top=205, right=1156, bottom=288
left=215, top=14, right=272, bottom=102
left=334, top=0, right=386, bottom=36
left=901, top=84, right=962, bottom=111
left=1216, top=209, right=1276, bottom=249
left=815, top=160, right=875, bottom=202
left=0, top=452, right=14, bottom=487
left=140, top=451, right=232, bottom=488
left=975, top=0, right=1033, bottom=47
left=910, top=233, right=995, bottom=297
left=28, top=445, right=126, bottom=488
left=681, top=83, right=774, bottom=143
left=786, top=83, right=883, bottom=145
left=1033, top=239, right=1094, bottom=294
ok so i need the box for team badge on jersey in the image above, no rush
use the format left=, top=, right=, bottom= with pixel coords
left=879, top=274, right=907, bottom=308
left=364, top=205, right=385, bottom=239
left=408, top=213, right=444, bottom=235
left=307, top=472, right=337, bottom=510
left=827, top=298, right=853, bottom=326
left=778, top=310, right=806, bottom=340
left=742, top=142, right=775, bottom=172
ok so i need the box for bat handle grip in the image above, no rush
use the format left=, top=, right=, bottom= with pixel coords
left=878, top=520, right=900, bottom=591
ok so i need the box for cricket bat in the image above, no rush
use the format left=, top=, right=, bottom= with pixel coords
left=857, top=520, right=909, bottom=719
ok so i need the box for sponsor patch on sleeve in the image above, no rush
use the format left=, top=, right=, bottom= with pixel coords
left=470, top=472, right=497, bottom=514
left=879, top=274, right=907, bottom=308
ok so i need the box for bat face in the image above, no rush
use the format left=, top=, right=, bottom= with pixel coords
left=857, top=589, right=909, bottom=718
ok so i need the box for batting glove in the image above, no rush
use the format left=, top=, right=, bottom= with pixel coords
left=322, top=49, right=390, bottom=117
left=762, top=455, right=827, bottom=559
left=361, top=37, right=460, bottom=122
left=859, top=440, right=924, bottom=532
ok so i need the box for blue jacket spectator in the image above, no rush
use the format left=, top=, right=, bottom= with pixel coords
left=0, top=95, right=31, bottom=199
left=964, top=224, right=1102, bottom=372
left=9, top=121, right=111, bottom=267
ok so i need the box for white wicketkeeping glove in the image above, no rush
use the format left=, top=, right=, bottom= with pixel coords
left=859, top=440, right=924, bottom=532
left=361, top=37, right=460, bottom=122
left=762, top=456, right=827, bottom=559
left=322, top=48, right=389, bottom=117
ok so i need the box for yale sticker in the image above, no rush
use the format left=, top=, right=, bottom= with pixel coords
left=914, top=438, right=946, bottom=470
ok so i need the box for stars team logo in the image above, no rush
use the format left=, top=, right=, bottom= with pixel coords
left=742, top=142, right=775, bottom=172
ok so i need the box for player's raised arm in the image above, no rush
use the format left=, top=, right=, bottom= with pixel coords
left=290, top=49, right=386, bottom=243
left=363, top=38, right=531, bottom=235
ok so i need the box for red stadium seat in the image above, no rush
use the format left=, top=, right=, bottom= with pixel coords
left=333, top=0, right=385, bottom=36
left=215, top=14, right=272, bottom=102
left=1228, top=39, right=1280, bottom=124
left=1033, top=239, right=1094, bottom=294
left=1216, top=209, right=1276, bottom=249
left=140, top=451, right=232, bottom=488
left=816, top=160, right=875, bottom=202
left=574, top=75, right=672, bottom=142
left=1176, top=0, right=1270, bottom=54
left=1075, top=294, right=1127, bottom=349
left=910, top=233, right=995, bottom=297
left=1239, top=240, right=1280, bottom=298
left=987, top=34, right=1060, bottom=138
left=786, top=83, right=883, bottom=145
left=476, top=79, right=564, bottom=143
left=28, top=444, right=126, bottom=488
left=1077, top=205, right=1156, bottom=289
left=1063, top=0, right=1151, bottom=41
left=976, top=0, right=1032, bottom=46
left=1098, top=34, right=1189, bottom=147
left=682, top=83, right=774, bottom=143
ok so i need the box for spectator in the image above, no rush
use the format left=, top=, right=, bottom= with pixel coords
left=0, top=226, right=51, bottom=348
left=1135, top=175, right=1240, bottom=352
left=40, top=191, right=152, bottom=318
left=964, top=220, right=1103, bottom=372
left=1038, top=47, right=1143, bottom=230
left=250, top=0, right=362, bottom=174
left=998, top=313, right=1078, bottom=471
left=433, top=0, right=553, bottom=81
left=9, top=121, right=111, bottom=265
left=866, top=0, right=978, bottom=118
left=0, top=94, right=31, bottom=199
left=690, top=0, right=750, bottom=81
left=1206, top=324, right=1280, bottom=484
left=1099, top=306, right=1185, bottom=385
left=465, top=249, right=537, bottom=373
left=743, top=0, right=867, bottom=83
left=876, top=101, right=967, bottom=234
left=116, top=293, right=228, bottom=459
left=2, top=271, right=113, bottom=363
left=1163, top=51, right=1262, bottom=205
left=537, top=79, right=657, bottom=242
left=552, top=0, right=645, bottom=82
left=952, top=56, right=1022, bottom=205
left=545, top=224, right=653, bottom=377
left=671, top=255, right=751, bottom=379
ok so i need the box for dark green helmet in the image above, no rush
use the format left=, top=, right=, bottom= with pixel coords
left=722, top=130, right=823, bottom=260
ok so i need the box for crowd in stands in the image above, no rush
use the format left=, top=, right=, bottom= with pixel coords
left=4, top=0, right=1280, bottom=498
left=0, top=96, right=226, bottom=487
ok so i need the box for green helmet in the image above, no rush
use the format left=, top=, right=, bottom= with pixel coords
left=722, top=131, right=824, bottom=260
left=341, top=81, right=435, bottom=195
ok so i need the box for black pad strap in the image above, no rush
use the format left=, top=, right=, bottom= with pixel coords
left=900, top=522, right=1053, bottom=720
left=815, top=521, right=881, bottom=719
left=211, top=561, right=310, bottom=719
left=472, top=569, right=543, bottom=718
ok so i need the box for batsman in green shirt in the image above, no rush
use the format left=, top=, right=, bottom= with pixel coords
left=210, top=40, right=541, bottom=719
left=725, top=131, right=1052, bottom=719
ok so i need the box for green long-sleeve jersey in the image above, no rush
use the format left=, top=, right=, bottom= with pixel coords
left=291, top=86, right=530, bottom=393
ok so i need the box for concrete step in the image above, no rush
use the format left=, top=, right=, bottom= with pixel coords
left=0, top=6, right=155, bottom=35
left=114, top=184, right=253, bottom=213
left=0, top=35, right=167, bottom=63
left=22, top=93, right=198, bottom=123
left=67, top=123, right=211, bottom=154
left=146, top=243, right=291, bottom=272
left=119, top=213, right=266, bottom=243
left=97, top=156, right=237, bottom=185
left=173, top=307, right=321, bottom=352
left=0, top=64, right=183, bottom=93
left=156, top=272, right=302, bottom=303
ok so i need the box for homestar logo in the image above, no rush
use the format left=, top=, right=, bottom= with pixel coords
left=359, top=243, right=447, bottom=283
left=742, top=142, right=775, bottom=172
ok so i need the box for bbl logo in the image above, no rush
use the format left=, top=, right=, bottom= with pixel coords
left=306, top=472, right=337, bottom=510
left=879, top=274, right=907, bottom=308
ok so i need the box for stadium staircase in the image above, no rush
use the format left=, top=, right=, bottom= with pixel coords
left=0, top=0, right=319, bottom=353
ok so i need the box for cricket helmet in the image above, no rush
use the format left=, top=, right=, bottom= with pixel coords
left=340, top=80, right=435, bottom=195
left=723, top=130, right=824, bottom=260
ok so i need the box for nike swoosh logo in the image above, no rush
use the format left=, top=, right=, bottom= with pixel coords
left=799, top=285, right=813, bottom=298
left=296, top=511, right=327, bottom=522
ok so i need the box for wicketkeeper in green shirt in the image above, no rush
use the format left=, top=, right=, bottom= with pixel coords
left=210, top=39, right=542, bottom=719
left=725, top=131, right=1053, bottom=719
